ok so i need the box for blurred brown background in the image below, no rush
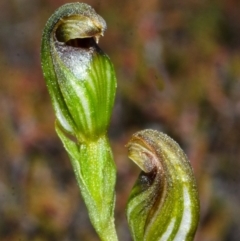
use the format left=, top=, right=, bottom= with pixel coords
left=1, top=0, right=240, bottom=240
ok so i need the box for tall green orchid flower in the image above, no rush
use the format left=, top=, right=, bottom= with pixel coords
left=41, top=3, right=117, bottom=241
left=41, top=3, right=199, bottom=241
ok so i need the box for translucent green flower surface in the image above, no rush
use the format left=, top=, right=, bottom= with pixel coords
left=126, top=130, right=200, bottom=241
left=41, top=3, right=116, bottom=141
left=41, top=3, right=199, bottom=241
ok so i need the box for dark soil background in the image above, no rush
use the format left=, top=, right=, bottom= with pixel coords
left=0, top=0, right=240, bottom=240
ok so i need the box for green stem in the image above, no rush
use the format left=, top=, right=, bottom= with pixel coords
left=56, top=124, right=118, bottom=241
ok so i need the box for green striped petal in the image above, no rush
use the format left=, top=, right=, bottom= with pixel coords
left=126, top=129, right=200, bottom=241
left=41, top=2, right=116, bottom=141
